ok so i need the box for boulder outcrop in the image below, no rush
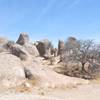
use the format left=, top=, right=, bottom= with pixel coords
left=36, top=39, right=53, bottom=59
left=58, top=40, right=65, bottom=56
left=16, top=33, right=29, bottom=45
left=16, top=33, right=39, bottom=57
left=0, top=53, right=25, bottom=87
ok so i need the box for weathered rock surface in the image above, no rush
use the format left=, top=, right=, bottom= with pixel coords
left=6, top=41, right=30, bottom=61
left=58, top=40, right=65, bottom=56
left=16, top=33, right=39, bottom=57
left=23, top=43, right=39, bottom=57
left=36, top=39, right=52, bottom=59
left=0, top=37, right=8, bottom=45
left=22, top=58, right=89, bottom=89
left=16, top=33, right=29, bottom=45
left=54, top=61, right=83, bottom=77
left=0, top=53, right=25, bottom=87
left=0, top=35, right=90, bottom=91
left=0, top=37, right=9, bottom=53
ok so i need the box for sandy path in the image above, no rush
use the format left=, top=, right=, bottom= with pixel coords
left=0, top=84, right=100, bottom=100
left=50, top=84, right=100, bottom=100
left=0, top=94, right=63, bottom=100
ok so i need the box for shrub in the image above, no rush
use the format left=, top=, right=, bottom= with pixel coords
left=59, top=37, right=100, bottom=79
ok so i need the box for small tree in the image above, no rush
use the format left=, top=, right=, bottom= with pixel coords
left=61, top=38, right=100, bottom=79
left=77, top=40, right=94, bottom=68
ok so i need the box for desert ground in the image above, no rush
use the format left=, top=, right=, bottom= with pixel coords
left=0, top=82, right=100, bottom=100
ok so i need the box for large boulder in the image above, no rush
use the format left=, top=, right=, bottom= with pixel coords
left=0, top=37, right=8, bottom=45
left=22, top=59, right=89, bottom=89
left=54, top=61, right=83, bottom=77
left=53, top=48, right=58, bottom=57
left=65, top=37, right=80, bottom=51
left=0, top=53, right=25, bottom=87
left=23, top=43, right=39, bottom=57
left=36, top=39, right=53, bottom=59
left=65, top=61, right=82, bottom=76
left=16, top=33, right=39, bottom=57
left=58, top=40, right=65, bottom=56
left=0, top=46, right=7, bottom=53
left=0, top=37, right=9, bottom=53
left=16, top=33, right=29, bottom=45
left=6, top=41, right=30, bottom=61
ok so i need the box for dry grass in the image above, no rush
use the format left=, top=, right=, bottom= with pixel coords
left=15, top=85, right=32, bottom=93
left=14, top=79, right=38, bottom=93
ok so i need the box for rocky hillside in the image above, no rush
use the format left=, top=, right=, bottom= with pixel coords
left=0, top=33, right=90, bottom=90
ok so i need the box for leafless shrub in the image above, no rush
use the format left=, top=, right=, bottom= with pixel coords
left=60, top=37, right=100, bottom=79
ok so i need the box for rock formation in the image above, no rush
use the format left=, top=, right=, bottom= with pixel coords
left=6, top=41, right=30, bottom=60
left=65, top=37, right=80, bottom=51
left=0, top=53, right=25, bottom=87
left=36, top=39, right=53, bottom=59
left=58, top=40, right=65, bottom=56
left=16, top=33, right=29, bottom=45
left=0, top=37, right=8, bottom=46
left=0, top=37, right=9, bottom=53
left=0, top=34, right=90, bottom=89
left=23, top=43, right=39, bottom=57
left=16, top=33, right=39, bottom=57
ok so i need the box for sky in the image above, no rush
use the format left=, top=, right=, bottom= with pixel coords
left=0, top=0, right=100, bottom=46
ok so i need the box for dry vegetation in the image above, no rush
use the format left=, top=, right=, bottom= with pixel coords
left=55, top=37, right=100, bottom=79
left=0, top=33, right=100, bottom=100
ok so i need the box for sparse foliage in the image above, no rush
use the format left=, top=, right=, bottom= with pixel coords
left=60, top=37, right=100, bottom=79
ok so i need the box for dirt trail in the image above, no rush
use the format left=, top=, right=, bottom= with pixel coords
left=0, top=83, right=100, bottom=100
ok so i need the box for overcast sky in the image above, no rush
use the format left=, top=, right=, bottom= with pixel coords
left=0, top=0, right=100, bottom=46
